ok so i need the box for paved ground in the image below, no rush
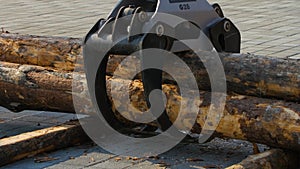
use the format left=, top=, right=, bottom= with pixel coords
left=0, top=107, right=80, bottom=138
left=0, top=1, right=299, bottom=168
left=3, top=137, right=263, bottom=169
left=0, top=0, right=299, bottom=59
left=0, top=106, right=267, bottom=169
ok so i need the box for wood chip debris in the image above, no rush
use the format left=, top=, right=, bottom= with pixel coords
left=34, top=156, right=58, bottom=163
left=114, top=157, right=122, bottom=162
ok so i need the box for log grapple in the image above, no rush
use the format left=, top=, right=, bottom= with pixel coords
left=83, top=0, right=240, bottom=134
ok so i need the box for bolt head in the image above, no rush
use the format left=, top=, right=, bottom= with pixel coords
left=138, top=11, right=147, bottom=22
left=156, top=24, right=164, bottom=36
left=224, top=21, right=231, bottom=32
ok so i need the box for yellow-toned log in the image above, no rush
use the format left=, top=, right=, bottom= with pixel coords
left=1, top=33, right=299, bottom=102
left=0, top=61, right=299, bottom=152
left=0, top=33, right=81, bottom=71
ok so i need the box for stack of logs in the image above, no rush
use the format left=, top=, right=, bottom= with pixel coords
left=0, top=33, right=299, bottom=168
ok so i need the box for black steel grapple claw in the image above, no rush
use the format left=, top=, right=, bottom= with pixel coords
left=83, top=0, right=241, bottom=134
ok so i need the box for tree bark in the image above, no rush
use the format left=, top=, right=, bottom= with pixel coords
left=226, top=149, right=299, bottom=169
left=0, top=61, right=299, bottom=152
left=0, top=61, right=74, bottom=112
left=0, top=33, right=81, bottom=71
left=1, top=33, right=299, bottom=102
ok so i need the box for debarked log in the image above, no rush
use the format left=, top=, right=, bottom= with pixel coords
left=0, top=33, right=299, bottom=102
left=226, top=149, right=299, bottom=169
left=0, top=61, right=299, bottom=152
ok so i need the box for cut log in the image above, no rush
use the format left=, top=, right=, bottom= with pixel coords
left=0, top=61, right=299, bottom=152
left=110, top=78, right=300, bottom=152
left=0, top=61, right=74, bottom=112
left=0, top=120, right=89, bottom=167
left=1, top=33, right=299, bottom=102
left=226, top=149, right=299, bottom=169
left=0, top=33, right=81, bottom=71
